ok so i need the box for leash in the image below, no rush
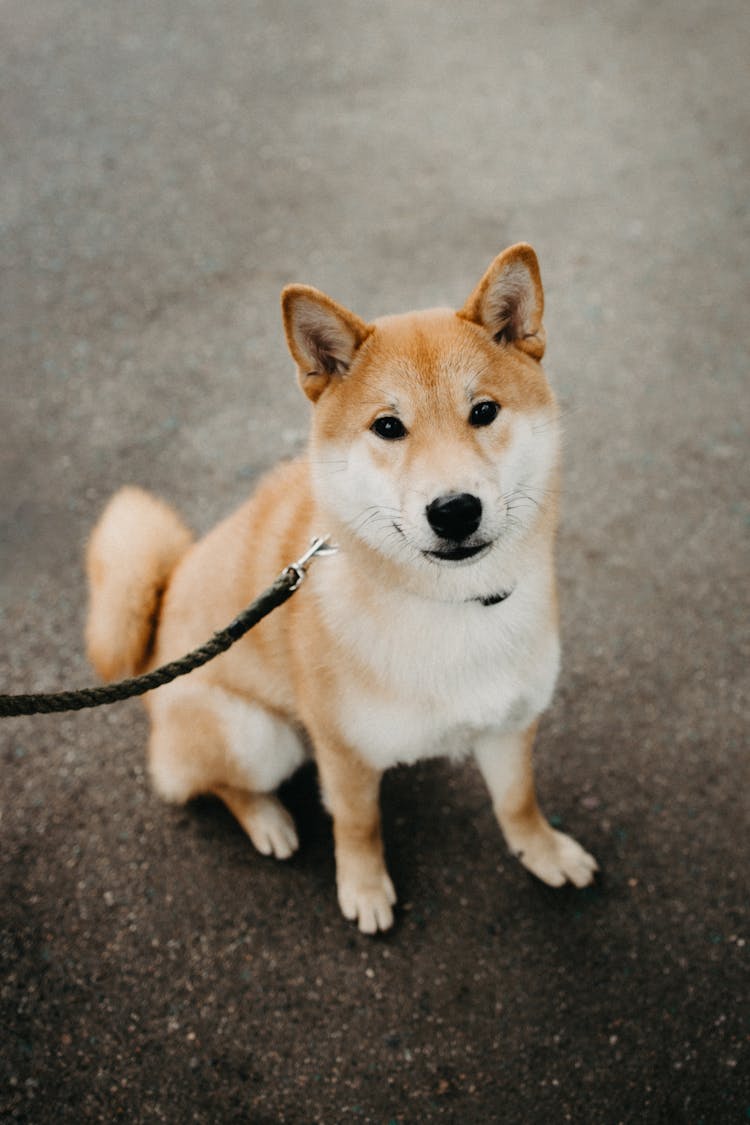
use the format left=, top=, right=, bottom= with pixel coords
left=0, top=536, right=337, bottom=719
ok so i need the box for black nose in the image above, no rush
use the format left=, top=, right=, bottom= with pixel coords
left=426, top=493, right=483, bottom=541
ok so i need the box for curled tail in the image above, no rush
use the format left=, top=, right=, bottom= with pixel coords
left=85, top=487, right=193, bottom=681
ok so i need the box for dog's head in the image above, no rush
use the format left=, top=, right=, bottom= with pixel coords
left=282, top=244, right=559, bottom=600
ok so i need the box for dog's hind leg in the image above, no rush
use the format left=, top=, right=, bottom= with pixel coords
left=474, top=721, right=598, bottom=888
left=147, top=686, right=305, bottom=859
left=212, top=785, right=299, bottom=860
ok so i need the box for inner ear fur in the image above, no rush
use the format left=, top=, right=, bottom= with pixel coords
left=459, top=243, right=546, bottom=361
left=281, top=284, right=372, bottom=402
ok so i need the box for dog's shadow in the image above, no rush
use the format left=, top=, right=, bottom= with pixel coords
left=183, top=759, right=603, bottom=931
left=185, top=758, right=461, bottom=884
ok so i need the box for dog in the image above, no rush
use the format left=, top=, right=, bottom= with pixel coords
left=85, top=243, right=598, bottom=933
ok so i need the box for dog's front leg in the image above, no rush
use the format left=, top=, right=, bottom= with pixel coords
left=313, top=736, right=396, bottom=933
left=474, top=722, right=598, bottom=888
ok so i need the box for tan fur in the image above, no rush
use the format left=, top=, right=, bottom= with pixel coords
left=86, top=244, right=597, bottom=932
left=85, top=487, right=193, bottom=681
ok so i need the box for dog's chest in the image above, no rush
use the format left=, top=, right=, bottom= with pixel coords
left=316, top=573, right=559, bottom=769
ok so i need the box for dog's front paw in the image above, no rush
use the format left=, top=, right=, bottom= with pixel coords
left=513, top=825, right=599, bottom=888
left=337, top=872, right=397, bottom=934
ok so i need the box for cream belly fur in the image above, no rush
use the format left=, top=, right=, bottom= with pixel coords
left=85, top=243, right=598, bottom=934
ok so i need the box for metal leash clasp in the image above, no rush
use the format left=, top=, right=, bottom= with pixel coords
left=283, top=535, right=338, bottom=591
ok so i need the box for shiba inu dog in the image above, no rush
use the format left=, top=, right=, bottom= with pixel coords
left=86, top=243, right=598, bottom=933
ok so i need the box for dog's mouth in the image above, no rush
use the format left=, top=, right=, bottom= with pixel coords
left=424, top=541, right=492, bottom=564
left=391, top=522, right=493, bottom=565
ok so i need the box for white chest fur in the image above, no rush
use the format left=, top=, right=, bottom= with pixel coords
left=311, top=559, right=560, bottom=770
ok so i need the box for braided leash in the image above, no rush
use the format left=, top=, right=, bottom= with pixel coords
left=0, top=536, right=336, bottom=719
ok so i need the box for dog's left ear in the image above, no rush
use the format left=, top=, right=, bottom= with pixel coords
left=459, top=243, right=546, bottom=361
left=282, top=285, right=373, bottom=402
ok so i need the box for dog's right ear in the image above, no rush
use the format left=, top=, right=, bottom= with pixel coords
left=281, top=285, right=372, bottom=403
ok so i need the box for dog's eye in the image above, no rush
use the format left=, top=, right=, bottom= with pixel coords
left=371, top=416, right=407, bottom=441
left=469, top=400, right=500, bottom=428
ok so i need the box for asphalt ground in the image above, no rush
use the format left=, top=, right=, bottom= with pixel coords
left=1, top=2, right=748, bottom=1122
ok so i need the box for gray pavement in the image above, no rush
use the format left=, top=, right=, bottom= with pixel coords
left=1, top=1, right=748, bottom=1121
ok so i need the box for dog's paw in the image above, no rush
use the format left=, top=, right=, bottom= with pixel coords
left=513, top=825, right=598, bottom=888
left=338, top=872, right=397, bottom=934
left=243, top=795, right=299, bottom=860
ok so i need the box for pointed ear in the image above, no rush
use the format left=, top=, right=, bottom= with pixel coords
left=281, top=285, right=372, bottom=402
left=459, top=243, right=546, bottom=361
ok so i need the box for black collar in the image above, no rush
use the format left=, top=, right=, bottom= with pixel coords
left=473, top=587, right=513, bottom=607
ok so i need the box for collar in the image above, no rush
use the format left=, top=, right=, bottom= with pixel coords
left=473, top=587, right=514, bottom=607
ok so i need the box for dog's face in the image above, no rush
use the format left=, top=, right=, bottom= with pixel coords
left=282, top=245, right=559, bottom=598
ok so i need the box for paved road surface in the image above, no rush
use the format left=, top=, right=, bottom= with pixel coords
left=2, top=2, right=748, bottom=1121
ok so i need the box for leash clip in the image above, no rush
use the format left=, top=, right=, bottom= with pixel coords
left=283, top=535, right=338, bottom=591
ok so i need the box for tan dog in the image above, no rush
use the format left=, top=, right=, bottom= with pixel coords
left=86, top=243, right=598, bottom=933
